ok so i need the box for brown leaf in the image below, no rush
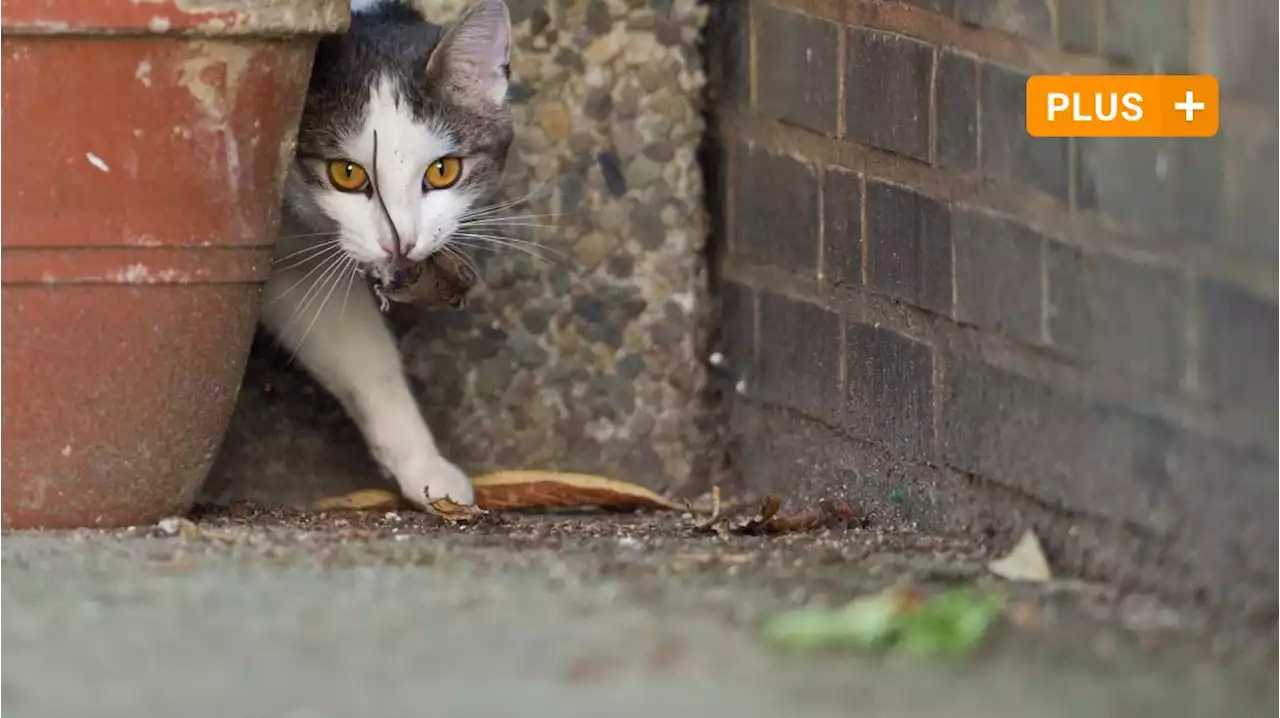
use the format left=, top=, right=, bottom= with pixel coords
left=692, top=486, right=724, bottom=531
left=471, top=470, right=683, bottom=511
left=723, top=497, right=862, bottom=536
left=766, top=500, right=863, bottom=534
left=312, top=489, right=406, bottom=512
left=731, top=494, right=783, bottom=535
left=423, top=495, right=489, bottom=523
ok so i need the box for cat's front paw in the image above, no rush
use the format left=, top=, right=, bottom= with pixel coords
left=397, top=455, right=476, bottom=508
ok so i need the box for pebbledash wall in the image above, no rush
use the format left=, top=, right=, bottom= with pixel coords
left=206, top=0, right=716, bottom=504
left=703, top=0, right=1278, bottom=628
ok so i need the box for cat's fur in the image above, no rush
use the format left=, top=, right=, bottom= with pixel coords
left=262, top=0, right=514, bottom=507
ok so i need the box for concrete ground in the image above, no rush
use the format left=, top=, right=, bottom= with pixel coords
left=3, top=506, right=1276, bottom=718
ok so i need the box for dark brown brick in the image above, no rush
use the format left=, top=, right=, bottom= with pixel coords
left=845, top=29, right=933, bottom=162
left=844, top=322, right=935, bottom=458
left=941, top=359, right=1178, bottom=529
left=1206, top=2, right=1278, bottom=103
left=732, top=142, right=819, bottom=273
left=935, top=50, right=978, bottom=172
left=865, top=180, right=952, bottom=314
left=1076, top=138, right=1222, bottom=239
left=1221, top=124, right=1279, bottom=258
left=1198, top=281, right=1278, bottom=417
left=705, top=0, right=750, bottom=108
left=1058, top=0, right=1099, bottom=53
left=756, top=293, right=843, bottom=420
left=957, top=0, right=1052, bottom=42
left=953, top=209, right=1043, bottom=343
left=1103, top=0, right=1189, bottom=72
left=1162, top=436, right=1278, bottom=623
left=822, top=167, right=863, bottom=287
left=900, top=0, right=955, bottom=13
left=1046, top=244, right=1189, bottom=387
left=979, top=63, right=1069, bottom=200
left=756, top=5, right=841, bottom=135
left=713, top=280, right=755, bottom=377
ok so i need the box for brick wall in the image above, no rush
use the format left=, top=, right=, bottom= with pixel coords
left=703, top=0, right=1278, bottom=630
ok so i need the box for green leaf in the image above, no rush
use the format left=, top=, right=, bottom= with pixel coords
left=760, top=590, right=902, bottom=649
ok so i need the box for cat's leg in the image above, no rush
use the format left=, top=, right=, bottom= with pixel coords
left=259, top=257, right=474, bottom=507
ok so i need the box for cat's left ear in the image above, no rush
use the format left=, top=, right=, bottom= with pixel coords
left=427, top=0, right=511, bottom=109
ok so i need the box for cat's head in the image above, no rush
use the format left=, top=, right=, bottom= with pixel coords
left=285, top=0, right=514, bottom=288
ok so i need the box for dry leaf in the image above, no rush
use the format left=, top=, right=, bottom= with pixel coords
left=731, top=494, right=783, bottom=534
left=470, top=470, right=683, bottom=511
left=764, top=500, right=863, bottom=534
left=313, top=488, right=405, bottom=513
left=988, top=528, right=1052, bottom=582
left=692, top=486, right=724, bottom=531
left=424, top=495, right=488, bottom=523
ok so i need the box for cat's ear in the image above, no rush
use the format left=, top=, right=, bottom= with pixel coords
left=427, top=0, right=511, bottom=109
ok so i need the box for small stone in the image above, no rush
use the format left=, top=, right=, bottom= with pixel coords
left=606, top=254, right=634, bottom=278
left=616, top=353, right=645, bottom=379
left=585, top=0, right=613, bottom=34
left=506, top=329, right=550, bottom=366
left=583, top=89, right=614, bottom=120
left=623, top=31, right=660, bottom=65
left=644, top=142, right=675, bottom=162
left=583, top=32, right=622, bottom=65
left=612, top=123, right=644, bottom=158
left=156, top=516, right=197, bottom=538
left=597, top=150, right=628, bottom=197
left=528, top=6, right=552, bottom=34
left=535, top=101, right=573, bottom=142
left=554, top=48, right=584, bottom=73
left=625, top=155, right=663, bottom=188
left=655, top=19, right=682, bottom=46
left=523, top=307, right=553, bottom=334
left=574, top=231, right=618, bottom=267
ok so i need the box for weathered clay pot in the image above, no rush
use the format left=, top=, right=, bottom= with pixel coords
left=1, top=0, right=348, bottom=528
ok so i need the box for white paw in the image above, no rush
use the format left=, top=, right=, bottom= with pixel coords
left=396, top=455, right=475, bottom=508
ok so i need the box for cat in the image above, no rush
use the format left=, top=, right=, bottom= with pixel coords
left=261, top=0, right=515, bottom=508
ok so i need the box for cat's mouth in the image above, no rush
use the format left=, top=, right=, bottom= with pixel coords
left=368, top=260, right=424, bottom=309
left=367, top=252, right=477, bottom=312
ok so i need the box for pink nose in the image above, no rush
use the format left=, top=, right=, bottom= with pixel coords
left=378, top=238, right=405, bottom=257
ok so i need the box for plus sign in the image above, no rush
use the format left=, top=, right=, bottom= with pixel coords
left=1174, top=90, right=1205, bottom=122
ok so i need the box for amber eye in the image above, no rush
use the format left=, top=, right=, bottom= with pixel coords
left=326, top=160, right=369, bottom=192
left=424, top=157, right=462, bottom=190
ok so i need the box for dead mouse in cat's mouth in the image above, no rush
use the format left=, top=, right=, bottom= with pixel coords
left=371, top=250, right=478, bottom=311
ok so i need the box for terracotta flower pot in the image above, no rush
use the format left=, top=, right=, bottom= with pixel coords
left=1, top=0, right=348, bottom=528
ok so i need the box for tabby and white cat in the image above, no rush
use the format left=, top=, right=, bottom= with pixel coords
left=262, top=0, right=515, bottom=507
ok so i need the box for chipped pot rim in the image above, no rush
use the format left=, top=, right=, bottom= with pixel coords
left=1, top=0, right=350, bottom=38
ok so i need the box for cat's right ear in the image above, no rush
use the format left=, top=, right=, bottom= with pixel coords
left=427, top=0, right=511, bottom=110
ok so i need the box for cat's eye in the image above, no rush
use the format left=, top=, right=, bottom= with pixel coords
left=327, top=160, right=369, bottom=192
left=423, top=157, right=462, bottom=190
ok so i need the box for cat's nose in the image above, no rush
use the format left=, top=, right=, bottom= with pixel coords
left=377, top=237, right=405, bottom=257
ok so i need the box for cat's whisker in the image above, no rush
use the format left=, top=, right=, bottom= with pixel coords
left=275, top=230, right=344, bottom=241
left=463, top=212, right=563, bottom=222
left=459, top=180, right=553, bottom=219
left=291, top=255, right=354, bottom=361
left=274, top=245, right=344, bottom=275
left=281, top=250, right=348, bottom=337
left=451, top=233, right=559, bottom=264
left=460, top=218, right=562, bottom=230
left=338, top=256, right=361, bottom=321
left=440, top=244, right=483, bottom=282
left=273, top=239, right=342, bottom=266
left=450, top=238, right=551, bottom=265
left=454, top=230, right=565, bottom=256
left=265, top=245, right=348, bottom=306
